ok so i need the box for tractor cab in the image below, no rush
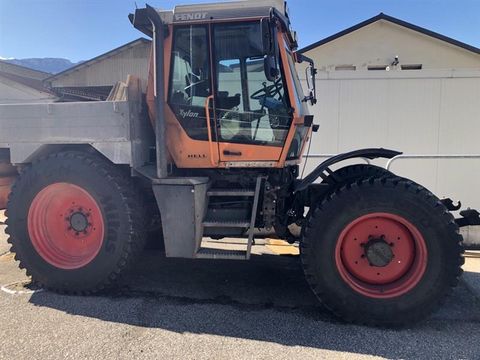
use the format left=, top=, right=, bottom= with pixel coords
left=131, top=1, right=317, bottom=170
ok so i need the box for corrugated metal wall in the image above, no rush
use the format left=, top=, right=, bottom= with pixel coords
left=302, top=69, right=480, bottom=209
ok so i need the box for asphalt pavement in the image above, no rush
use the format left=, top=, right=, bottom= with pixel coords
left=0, top=211, right=480, bottom=359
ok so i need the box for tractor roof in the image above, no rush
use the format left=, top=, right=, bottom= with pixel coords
left=130, top=1, right=290, bottom=35
left=162, top=0, right=288, bottom=23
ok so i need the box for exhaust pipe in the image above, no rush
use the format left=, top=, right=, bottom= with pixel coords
left=145, top=5, right=169, bottom=179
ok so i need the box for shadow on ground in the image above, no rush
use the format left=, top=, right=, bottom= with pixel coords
left=22, top=250, right=480, bottom=359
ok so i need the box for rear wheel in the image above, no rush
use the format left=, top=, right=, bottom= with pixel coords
left=6, top=151, right=146, bottom=293
left=301, top=176, right=463, bottom=326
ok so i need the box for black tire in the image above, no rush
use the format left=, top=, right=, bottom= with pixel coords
left=301, top=176, right=464, bottom=327
left=5, top=151, right=146, bottom=293
left=323, top=164, right=393, bottom=188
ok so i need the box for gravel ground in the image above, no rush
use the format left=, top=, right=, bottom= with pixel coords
left=0, top=215, right=479, bottom=359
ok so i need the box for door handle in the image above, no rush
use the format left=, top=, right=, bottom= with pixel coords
left=223, top=150, right=242, bottom=156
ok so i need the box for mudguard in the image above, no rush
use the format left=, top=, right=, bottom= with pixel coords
left=294, top=148, right=401, bottom=192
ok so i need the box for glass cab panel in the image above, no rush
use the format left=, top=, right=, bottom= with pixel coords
left=168, top=25, right=212, bottom=141
left=167, top=21, right=295, bottom=165
left=213, top=22, right=293, bottom=148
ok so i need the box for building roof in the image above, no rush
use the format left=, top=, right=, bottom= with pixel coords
left=299, top=13, right=480, bottom=55
left=0, top=70, right=54, bottom=94
left=0, top=59, right=52, bottom=80
left=44, top=38, right=151, bottom=83
left=0, top=59, right=54, bottom=96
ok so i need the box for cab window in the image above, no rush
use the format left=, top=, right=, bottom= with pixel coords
left=168, top=25, right=211, bottom=141
left=213, top=22, right=293, bottom=146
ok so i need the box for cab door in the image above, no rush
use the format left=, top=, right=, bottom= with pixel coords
left=211, top=22, right=293, bottom=165
left=167, top=24, right=220, bottom=166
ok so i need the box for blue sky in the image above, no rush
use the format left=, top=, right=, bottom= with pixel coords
left=0, top=0, right=479, bottom=62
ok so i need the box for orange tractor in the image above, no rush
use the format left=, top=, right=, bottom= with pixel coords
left=0, top=1, right=469, bottom=326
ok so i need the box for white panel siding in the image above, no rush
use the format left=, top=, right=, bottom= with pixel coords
left=302, top=70, right=480, bottom=210
left=337, top=79, right=389, bottom=150
left=439, top=78, right=480, bottom=153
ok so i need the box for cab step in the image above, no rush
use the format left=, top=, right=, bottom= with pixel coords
left=195, top=248, right=247, bottom=260
left=207, top=189, right=255, bottom=197
left=199, top=177, right=264, bottom=261
left=202, top=220, right=250, bottom=228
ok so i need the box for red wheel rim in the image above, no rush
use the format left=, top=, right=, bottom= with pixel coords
left=28, top=183, right=104, bottom=270
left=335, top=212, right=427, bottom=299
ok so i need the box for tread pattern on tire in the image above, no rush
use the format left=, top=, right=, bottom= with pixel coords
left=5, top=151, right=146, bottom=294
left=301, top=175, right=464, bottom=327
left=324, top=164, right=392, bottom=186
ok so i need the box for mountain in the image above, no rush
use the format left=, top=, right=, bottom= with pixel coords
left=3, top=58, right=81, bottom=74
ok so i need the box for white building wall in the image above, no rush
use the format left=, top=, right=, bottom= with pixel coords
left=301, top=70, right=480, bottom=210
left=304, top=20, right=480, bottom=71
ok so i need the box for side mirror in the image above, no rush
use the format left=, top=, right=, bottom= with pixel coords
left=305, top=64, right=318, bottom=106
left=261, top=18, right=279, bottom=82
left=264, top=55, right=279, bottom=82
left=261, top=18, right=273, bottom=55
left=294, top=51, right=318, bottom=106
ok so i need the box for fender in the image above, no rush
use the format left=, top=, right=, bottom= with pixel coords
left=294, top=148, right=401, bottom=192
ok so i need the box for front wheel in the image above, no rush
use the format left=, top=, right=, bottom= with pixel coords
left=301, top=176, right=464, bottom=326
left=6, top=151, right=146, bottom=293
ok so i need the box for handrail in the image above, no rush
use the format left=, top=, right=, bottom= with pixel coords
left=303, top=153, right=480, bottom=169
left=205, top=95, right=217, bottom=166
left=386, top=154, right=480, bottom=170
